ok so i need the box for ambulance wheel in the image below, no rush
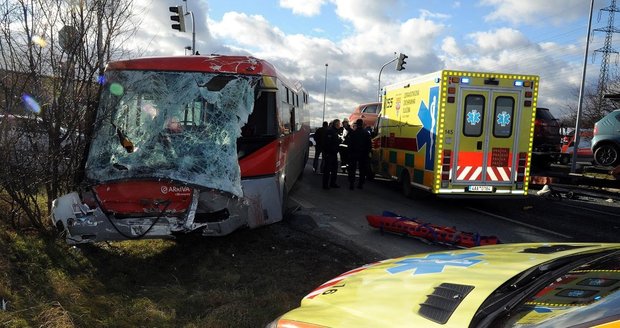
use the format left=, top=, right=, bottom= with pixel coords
left=401, top=171, right=412, bottom=197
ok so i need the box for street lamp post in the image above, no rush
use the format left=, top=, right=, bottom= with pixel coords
left=322, top=63, right=328, bottom=123
left=571, top=0, right=594, bottom=173
left=378, top=54, right=398, bottom=102
left=189, top=10, right=196, bottom=54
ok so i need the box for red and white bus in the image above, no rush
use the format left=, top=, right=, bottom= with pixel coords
left=51, top=55, right=310, bottom=244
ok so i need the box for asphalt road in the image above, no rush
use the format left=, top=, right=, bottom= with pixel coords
left=288, top=149, right=620, bottom=260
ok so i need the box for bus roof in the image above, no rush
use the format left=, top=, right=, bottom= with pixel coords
left=106, top=55, right=278, bottom=77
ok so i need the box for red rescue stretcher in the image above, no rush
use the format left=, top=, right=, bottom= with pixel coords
left=367, top=211, right=501, bottom=248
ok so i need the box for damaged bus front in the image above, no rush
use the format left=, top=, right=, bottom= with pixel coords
left=51, top=56, right=309, bottom=244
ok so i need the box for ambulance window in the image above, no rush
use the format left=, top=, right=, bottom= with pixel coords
left=463, top=95, right=485, bottom=137
left=493, top=97, right=514, bottom=138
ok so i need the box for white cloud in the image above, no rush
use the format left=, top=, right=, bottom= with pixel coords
left=332, top=0, right=399, bottom=30
left=436, top=24, right=592, bottom=117
left=206, top=2, right=447, bottom=125
left=128, top=0, right=215, bottom=56
left=135, top=0, right=596, bottom=125
left=419, top=9, right=451, bottom=20
left=209, top=12, right=286, bottom=52
left=469, top=28, right=531, bottom=52
left=441, top=36, right=460, bottom=56
left=481, top=0, right=588, bottom=25
left=279, top=0, right=326, bottom=16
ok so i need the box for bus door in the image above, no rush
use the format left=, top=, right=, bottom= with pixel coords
left=453, top=89, right=520, bottom=191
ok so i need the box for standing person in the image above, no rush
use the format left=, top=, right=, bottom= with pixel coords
left=339, top=118, right=352, bottom=172
left=322, top=119, right=342, bottom=189
left=346, top=119, right=372, bottom=190
left=312, top=121, right=328, bottom=173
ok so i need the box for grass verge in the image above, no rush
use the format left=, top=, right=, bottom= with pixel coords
left=0, top=219, right=368, bottom=327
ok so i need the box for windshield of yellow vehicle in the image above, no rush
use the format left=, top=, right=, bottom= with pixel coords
left=499, top=250, right=620, bottom=327
left=86, top=70, right=259, bottom=197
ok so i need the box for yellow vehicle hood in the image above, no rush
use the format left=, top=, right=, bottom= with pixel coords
left=277, top=243, right=620, bottom=328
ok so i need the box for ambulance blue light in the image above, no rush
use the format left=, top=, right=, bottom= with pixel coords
left=514, top=80, right=524, bottom=87
left=461, top=77, right=470, bottom=84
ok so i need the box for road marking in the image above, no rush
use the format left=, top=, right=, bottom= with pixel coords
left=466, top=207, right=573, bottom=239
left=329, top=221, right=360, bottom=236
left=289, top=196, right=315, bottom=209
left=561, top=202, right=620, bottom=217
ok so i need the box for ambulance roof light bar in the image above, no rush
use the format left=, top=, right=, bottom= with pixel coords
left=514, top=80, right=524, bottom=87
left=461, top=77, right=470, bottom=84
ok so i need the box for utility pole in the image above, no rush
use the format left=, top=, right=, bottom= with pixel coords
left=322, top=63, right=328, bottom=123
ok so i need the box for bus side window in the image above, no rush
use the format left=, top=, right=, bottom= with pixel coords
left=279, top=102, right=291, bottom=135
left=242, top=91, right=278, bottom=137
left=290, top=107, right=296, bottom=132
left=237, top=91, right=278, bottom=158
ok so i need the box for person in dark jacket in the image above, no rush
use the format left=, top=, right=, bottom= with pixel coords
left=346, top=119, right=372, bottom=190
left=312, top=121, right=328, bottom=173
left=322, top=119, right=342, bottom=189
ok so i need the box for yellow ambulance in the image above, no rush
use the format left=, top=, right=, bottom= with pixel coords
left=269, top=243, right=620, bottom=328
left=372, top=70, right=539, bottom=196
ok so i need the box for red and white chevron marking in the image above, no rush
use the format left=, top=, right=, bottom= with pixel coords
left=486, top=166, right=512, bottom=181
left=456, top=166, right=483, bottom=181
left=456, top=166, right=512, bottom=181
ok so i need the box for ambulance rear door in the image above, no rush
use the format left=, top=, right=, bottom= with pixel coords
left=452, top=88, right=521, bottom=193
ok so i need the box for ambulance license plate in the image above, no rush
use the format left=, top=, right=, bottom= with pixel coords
left=467, top=185, right=494, bottom=192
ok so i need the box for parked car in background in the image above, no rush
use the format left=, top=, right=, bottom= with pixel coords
left=533, top=107, right=561, bottom=153
left=531, top=107, right=562, bottom=168
left=559, top=130, right=593, bottom=165
left=0, top=114, right=82, bottom=171
left=0, top=114, right=49, bottom=161
left=269, top=243, right=620, bottom=328
left=592, top=109, right=620, bottom=166
left=348, top=102, right=381, bottom=130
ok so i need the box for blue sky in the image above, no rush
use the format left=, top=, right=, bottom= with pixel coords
left=133, top=0, right=612, bottom=126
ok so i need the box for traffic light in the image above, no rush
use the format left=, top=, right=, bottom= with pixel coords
left=396, top=53, right=408, bottom=71
left=169, top=6, right=186, bottom=32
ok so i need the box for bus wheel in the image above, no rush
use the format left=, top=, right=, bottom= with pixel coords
left=401, top=171, right=412, bottom=198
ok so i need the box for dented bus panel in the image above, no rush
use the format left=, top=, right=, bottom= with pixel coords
left=51, top=55, right=310, bottom=244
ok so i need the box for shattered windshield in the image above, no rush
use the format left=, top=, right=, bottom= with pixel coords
left=86, top=70, right=259, bottom=197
